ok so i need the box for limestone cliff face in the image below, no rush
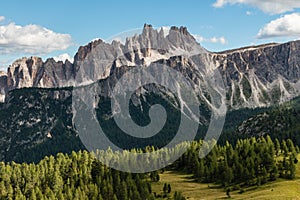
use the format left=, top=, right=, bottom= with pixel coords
left=213, top=41, right=300, bottom=108
left=1, top=56, right=74, bottom=97
left=6, top=57, right=43, bottom=89
left=1, top=25, right=300, bottom=109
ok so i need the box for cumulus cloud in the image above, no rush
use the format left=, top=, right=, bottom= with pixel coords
left=0, top=16, right=5, bottom=22
left=213, top=0, right=300, bottom=14
left=0, top=22, right=72, bottom=55
left=193, top=34, right=227, bottom=44
left=53, top=53, right=74, bottom=63
left=257, top=13, right=300, bottom=38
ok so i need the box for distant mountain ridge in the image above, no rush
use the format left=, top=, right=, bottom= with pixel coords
left=1, top=24, right=300, bottom=109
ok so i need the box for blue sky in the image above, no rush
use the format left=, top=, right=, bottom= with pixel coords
left=1, top=0, right=300, bottom=70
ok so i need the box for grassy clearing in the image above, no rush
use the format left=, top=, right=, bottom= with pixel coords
left=152, top=155, right=300, bottom=199
left=152, top=171, right=227, bottom=199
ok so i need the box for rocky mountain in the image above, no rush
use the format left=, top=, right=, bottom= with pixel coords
left=214, top=41, right=300, bottom=108
left=1, top=24, right=300, bottom=110
left=0, top=57, right=74, bottom=102
left=1, top=24, right=300, bottom=162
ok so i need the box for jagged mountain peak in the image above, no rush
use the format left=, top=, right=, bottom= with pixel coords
left=10, top=56, right=41, bottom=65
left=73, top=24, right=202, bottom=64
left=74, top=39, right=104, bottom=62
left=72, top=25, right=206, bottom=85
left=135, top=24, right=199, bottom=53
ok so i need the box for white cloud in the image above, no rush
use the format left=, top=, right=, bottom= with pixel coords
left=213, top=0, right=300, bottom=14
left=193, top=34, right=227, bottom=44
left=193, top=34, right=205, bottom=43
left=213, top=0, right=227, bottom=8
left=218, top=37, right=227, bottom=44
left=53, top=53, right=74, bottom=63
left=257, top=13, right=300, bottom=39
left=0, top=16, right=5, bottom=22
left=0, top=22, right=72, bottom=55
left=246, top=11, right=252, bottom=15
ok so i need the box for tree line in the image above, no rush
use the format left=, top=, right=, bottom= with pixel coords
left=175, top=136, right=298, bottom=188
left=0, top=151, right=157, bottom=200
left=0, top=136, right=298, bottom=199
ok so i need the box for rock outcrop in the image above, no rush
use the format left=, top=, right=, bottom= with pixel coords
left=213, top=41, right=300, bottom=108
left=1, top=56, right=75, bottom=100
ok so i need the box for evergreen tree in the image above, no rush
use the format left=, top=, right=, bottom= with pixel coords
left=174, top=191, right=186, bottom=200
left=167, top=184, right=171, bottom=193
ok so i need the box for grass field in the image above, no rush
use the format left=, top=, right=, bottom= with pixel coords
left=152, top=155, right=300, bottom=199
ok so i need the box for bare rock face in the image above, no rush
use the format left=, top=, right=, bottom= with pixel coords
left=0, top=71, right=7, bottom=102
left=39, top=58, right=75, bottom=87
left=214, top=41, right=300, bottom=108
left=2, top=56, right=75, bottom=100
left=0, top=24, right=204, bottom=100
left=7, top=57, right=43, bottom=89
left=1, top=24, right=300, bottom=110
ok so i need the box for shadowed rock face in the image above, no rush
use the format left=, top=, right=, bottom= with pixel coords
left=1, top=24, right=300, bottom=109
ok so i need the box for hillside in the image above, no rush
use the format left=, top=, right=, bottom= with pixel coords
left=236, top=96, right=300, bottom=146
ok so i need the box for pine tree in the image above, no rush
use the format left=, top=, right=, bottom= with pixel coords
left=261, top=167, right=268, bottom=184
left=174, top=191, right=186, bottom=200
left=119, top=181, right=128, bottom=200
left=288, top=154, right=296, bottom=179
left=29, top=188, right=37, bottom=200
left=281, top=140, right=289, bottom=157
left=162, top=183, right=168, bottom=194
left=287, top=139, right=296, bottom=154
left=270, top=165, right=278, bottom=181
left=0, top=181, right=7, bottom=197
left=167, top=184, right=171, bottom=193
left=274, top=138, right=281, bottom=156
